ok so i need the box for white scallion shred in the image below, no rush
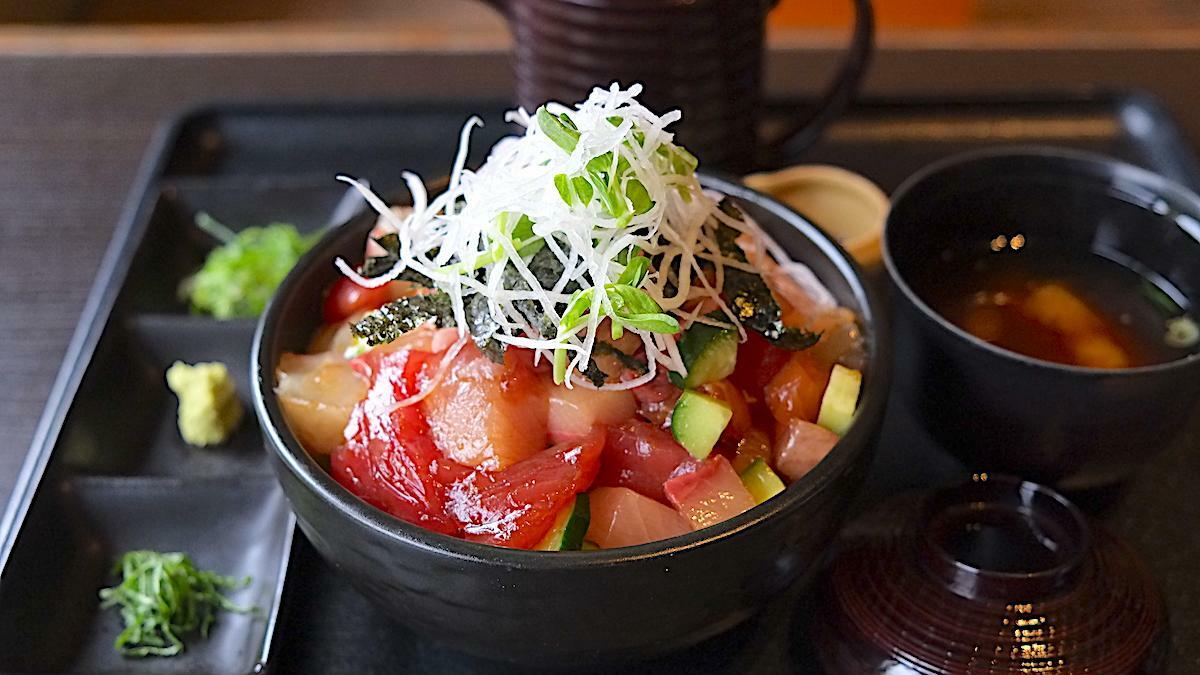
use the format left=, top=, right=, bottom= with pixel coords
left=336, top=83, right=833, bottom=388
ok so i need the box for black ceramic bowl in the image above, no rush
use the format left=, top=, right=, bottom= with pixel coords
left=885, top=147, right=1200, bottom=490
left=252, top=173, right=889, bottom=664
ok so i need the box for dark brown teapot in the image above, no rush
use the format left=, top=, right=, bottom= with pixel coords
left=481, top=0, right=874, bottom=172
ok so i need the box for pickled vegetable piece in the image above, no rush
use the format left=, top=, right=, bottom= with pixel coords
left=184, top=216, right=316, bottom=319
left=816, top=364, right=862, bottom=436
left=698, top=379, right=752, bottom=441
left=739, top=458, right=785, bottom=504
left=672, top=324, right=738, bottom=388
left=536, top=494, right=591, bottom=551
left=670, top=390, right=732, bottom=459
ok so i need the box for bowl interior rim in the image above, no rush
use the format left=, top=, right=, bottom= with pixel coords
left=883, top=145, right=1200, bottom=377
left=252, top=171, right=890, bottom=567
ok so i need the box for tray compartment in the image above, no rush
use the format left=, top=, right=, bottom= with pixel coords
left=52, top=314, right=267, bottom=480
left=120, top=181, right=355, bottom=316
left=53, top=317, right=165, bottom=476
left=0, top=475, right=291, bottom=674
left=119, top=191, right=212, bottom=315
left=124, top=314, right=270, bottom=479
left=168, top=179, right=355, bottom=237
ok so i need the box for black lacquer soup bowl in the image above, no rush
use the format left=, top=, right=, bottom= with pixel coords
left=885, top=148, right=1200, bottom=490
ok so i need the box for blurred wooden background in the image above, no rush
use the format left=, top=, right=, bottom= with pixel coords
left=0, top=0, right=1196, bottom=28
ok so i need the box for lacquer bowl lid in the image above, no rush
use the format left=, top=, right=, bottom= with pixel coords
left=815, top=476, right=1167, bottom=674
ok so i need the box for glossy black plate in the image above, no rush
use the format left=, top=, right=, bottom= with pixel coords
left=2, top=93, right=1198, bottom=674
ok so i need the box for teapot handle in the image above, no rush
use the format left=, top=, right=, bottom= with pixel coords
left=763, top=0, right=874, bottom=162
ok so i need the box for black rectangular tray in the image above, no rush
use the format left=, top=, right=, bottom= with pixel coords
left=3, top=93, right=1198, bottom=674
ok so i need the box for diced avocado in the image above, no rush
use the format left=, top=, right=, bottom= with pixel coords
left=670, top=390, right=733, bottom=459
left=536, top=494, right=591, bottom=551
left=165, top=361, right=243, bottom=447
left=816, top=364, right=862, bottom=436
left=670, top=323, right=738, bottom=389
left=738, top=458, right=785, bottom=504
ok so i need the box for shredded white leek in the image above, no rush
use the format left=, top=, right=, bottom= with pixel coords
left=335, top=83, right=830, bottom=389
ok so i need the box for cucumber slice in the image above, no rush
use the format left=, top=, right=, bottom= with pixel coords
left=738, top=458, right=785, bottom=504
left=816, top=364, right=862, bottom=436
left=536, top=494, right=591, bottom=551
left=670, top=323, right=738, bottom=389
left=670, top=390, right=733, bottom=459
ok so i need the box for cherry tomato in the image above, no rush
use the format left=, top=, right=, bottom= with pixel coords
left=323, top=277, right=400, bottom=324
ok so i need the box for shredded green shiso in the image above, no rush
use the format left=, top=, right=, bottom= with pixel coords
left=182, top=213, right=318, bottom=319
left=98, top=550, right=253, bottom=658
left=340, top=84, right=835, bottom=390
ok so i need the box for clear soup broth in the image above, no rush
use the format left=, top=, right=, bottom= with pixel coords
left=925, top=238, right=1198, bottom=368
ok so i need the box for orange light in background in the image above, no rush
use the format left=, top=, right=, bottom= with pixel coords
left=769, top=0, right=974, bottom=28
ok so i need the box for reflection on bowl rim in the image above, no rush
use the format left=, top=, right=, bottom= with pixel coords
left=883, top=145, right=1200, bottom=377
left=251, top=172, right=890, bottom=567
